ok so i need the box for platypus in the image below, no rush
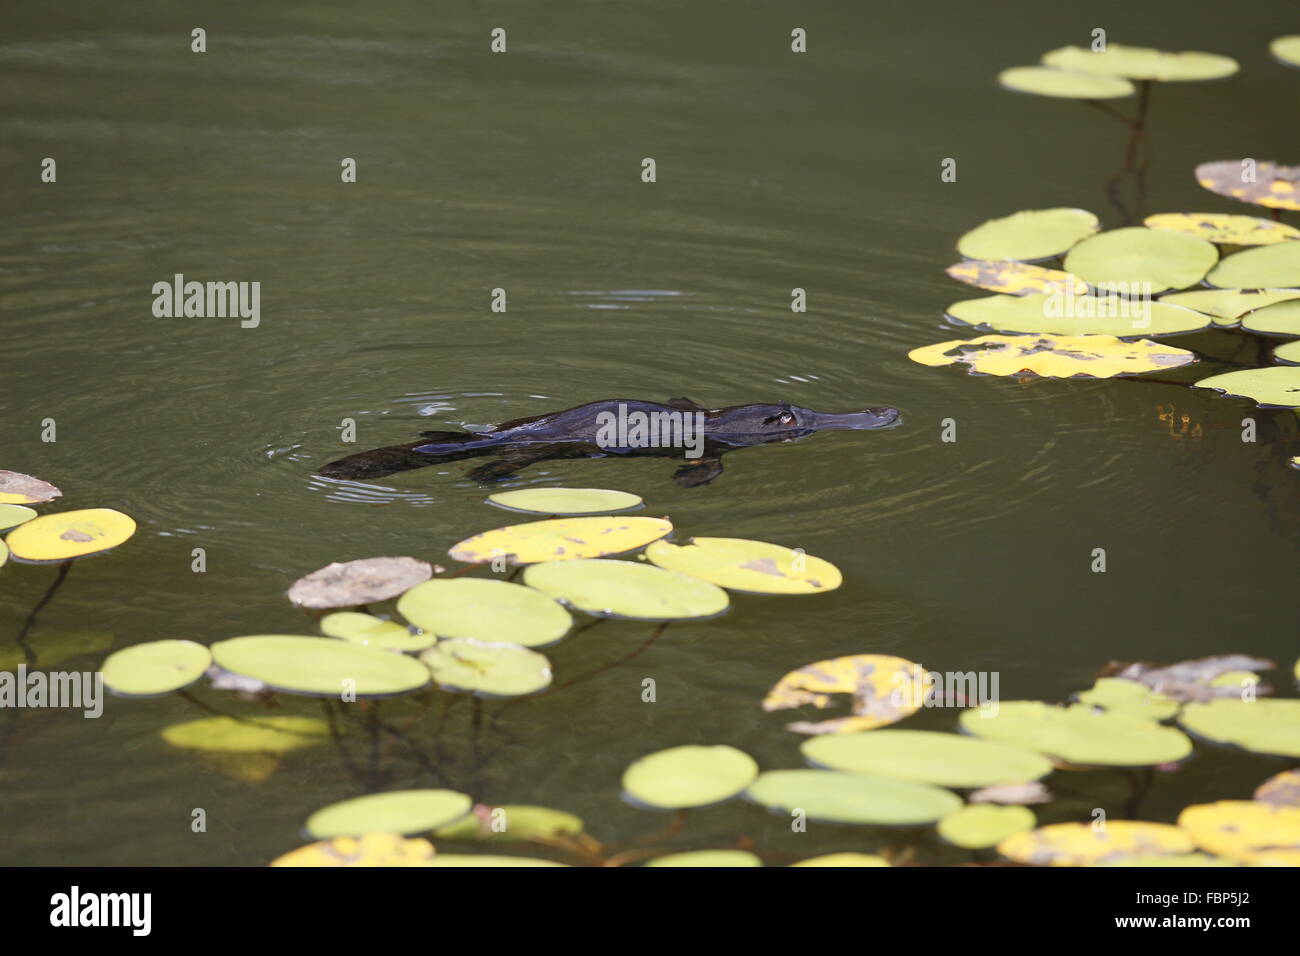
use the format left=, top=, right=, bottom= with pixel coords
left=317, top=397, right=900, bottom=488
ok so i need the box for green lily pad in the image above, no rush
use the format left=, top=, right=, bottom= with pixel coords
left=486, top=487, right=643, bottom=516
left=802, top=730, right=1052, bottom=788
left=101, top=640, right=212, bottom=697
left=319, top=612, right=435, bottom=651
left=419, top=639, right=551, bottom=697
left=1159, top=288, right=1300, bottom=326
left=1274, top=340, right=1300, bottom=364
left=424, top=854, right=569, bottom=867
left=956, top=208, right=1099, bottom=262
left=449, top=516, right=672, bottom=565
left=946, top=293, right=1209, bottom=337
left=0, top=539, right=6, bottom=569
left=306, top=789, right=474, bottom=838
left=523, top=558, right=729, bottom=621
left=746, top=769, right=962, bottom=825
left=1242, top=299, right=1300, bottom=336
left=938, top=805, right=1036, bottom=849
left=789, top=853, right=890, bottom=867
left=998, top=65, right=1135, bottom=99
left=210, top=635, right=431, bottom=698
left=959, top=701, right=1193, bottom=766
left=645, top=537, right=841, bottom=594
left=161, top=715, right=329, bottom=753
left=397, top=578, right=571, bottom=647
left=0, top=504, right=37, bottom=531
left=1041, top=44, right=1239, bottom=81
left=1178, top=699, right=1300, bottom=758
left=1273, top=35, right=1300, bottom=69
left=1193, top=367, right=1300, bottom=408
left=644, top=850, right=763, bottom=867
left=1207, top=243, right=1300, bottom=289
left=1074, top=678, right=1180, bottom=721
left=1063, top=227, right=1218, bottom=294
left=623, top=744, right=759, bottom=810
left=434, top=805, right=583, bottom=842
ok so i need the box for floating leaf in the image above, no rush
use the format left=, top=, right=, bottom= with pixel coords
left=319, top=611, right=435, bottom=651
left=397, top=579, right=571, bottom=647
left=746, top=769, right=961, bottom=825
left=1178, top=801, right=1300, bottom=866
left=1144, top=212, right=1300, bottom=246
left=1074, top=678, right=1180, bottom=720
left=1242, top=299, right=1300, bottom=336
left=998, top=821, right=1194, bottom=866
left=1254, top=769, right=1300, bottom=807
left=271, top=833, right=436, bottom=867
left=946, top=293, right=1208, bottom=337
left=449, top=515, right=672, bottom=566
left=955, top=208, right=1099, bottom=262
left=1063, top=227, right=1218, bottom=294
left=0, top=471, right=61, bottom=505
left=1102, top=654, right=1274, bottom=702
left=938, top=805, right=1036, bottom=849
left=959, top=701, right=1193, bottom=766
left=1097, top=853, right=1235, bottom=867
left=804, top=730, right=1051, bottom=788
left=523, top=558, right=729, bottom=621
left=969, top=782, right=1053, bottom=805
left=0, top=539, right=6, bottom=568
left=909, top=333, right=1195, bottom=379
left=0, top=629, right=113, bottom=672
left=1207, top=243, right=1300, bottom=290
left=1273, top=35, right=1300, bottom=69
left=622, top=744, right=759, bottom=810
left=1197, top=159, right=1300, bottom=213
left=286, top=556, right=432, bottom=609
left=764, top=654, right=930, bottom=735
left=101, top=640, right=212, bottom=697
left=1041, top=44, right=1238, bottom=81
left=419, top=639, right=551, bottom=697
left=644, top=850, right=762, bottom=867
left=645, top=537, right=841, bottom=595
left=211, top=635, right=431, bottom=698
left=1193, top=367, right=1300, bottom=408
left=998, top=65, right=1135, bottom=99
left=1274, top=340, right=1300, bottom=364
left=161, top=715, right=328, bottom=753
left=946, top=260, right=1088, bottom=296
left=1177, top=699, right=1300, bottom=757
left=5, top=508, right=136, bottom=562
left=486, top=487, right=643, bottom=516
left=434, top=805, right=584, bottom=842
left=0, top=504, right=37, bottom=531
left=306, top=789, right=473, bottom=838
left=1159, top=288, right=1300, bottom=327
left=424, top=854, right=568, bottom=867
left=789, top=853, right=890, bottom=867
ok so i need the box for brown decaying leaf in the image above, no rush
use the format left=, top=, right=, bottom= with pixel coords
left=1100, top=654, right=1275, bottom=702
left=286, top=556, right=433, bottom=609
left=0, top=470, right=62, bottom=504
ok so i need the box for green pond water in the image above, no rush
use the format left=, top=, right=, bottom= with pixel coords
left=1, top=0, right=1297, bottom=864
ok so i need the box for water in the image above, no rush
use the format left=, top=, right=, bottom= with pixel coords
left=1, top=0, right=1296, bottom=865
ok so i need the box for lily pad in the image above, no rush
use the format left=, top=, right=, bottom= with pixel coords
left=161, top=715, right=329, bottom=753
left=486, top=487, right=643, bottom=516
left=0, top=539, right=6, bottom=568
left=419, top=639, right=552, bottom=697
left=1096, top=853, right=1235, bottom=867
left=946, top=260, right=1088, bottom=296
left=1254, top=769, right=1300, bottom=807
left=523, top=558, right=729, bottom=621
left=0, top=504, right=37, bottom=531
left=955, top=208, right=1099, bottom=263
left=397, top=578, right=571, bottom=647
left=5, top=508, right=136, bottom=562
left=763, top=654, right=931, bottom=735
left=0, top=470, right=61, bottom=504
left=789, top=853, right=890, bottom=867
left=746, top=769, right=962, bottom=825
left=1063, top=227, right=1218, bottom=294
left=1159, top=288, right=1300, bottom=325
left=434, top=805, right=584, bottom=842
left=424, top=854, right=569, bottom=867
left=1193, top=367, right=1300, bottom=408
left=622, top=744, right=759, bottom=810
left=1177, top=698, right=1300, bottom=757
left=644, top=850, right=762, bottom=867
left=1242, top=299, right=1300, bottom=336
left=909, top=333, right=1195, bottom=379
left=101, top=640, right=212, bottom=697
left=1274, top=340, right=1300, bottom=364
left=449, top=515, right=672, bottom=566
left=306, top=789, right=473, bottom=839
left=1178, top=801, right=1300, bottom=866
left=959, top=701, right=1193, bottom=766
left=645, top=536, right=841, bottom=594
left=1272, top=35, right=1300, bottom=69
left=998, top=821, right=1195, bottom=866
left=946, top=293, right=1209, bottom=337
left=286, top=556, right=433, bottom=609
left=1197, top=159, right=1300, bottom=212
left=998, top=65, right=1134, bottom=99
left=211, top=635, right=431, bottom=698
left=271, top=833, right=436, bottom=867
left=969, top=782, right=1053, bottom=805
left=1074, top=678, right=1180, bottom=720
left=1103, top=654, right=1274, bottom=702
left=802, top=729, right=1052, bottom=788
left=938, top=805, right=1036, bottom=849
left=1041, top=44, right=1239, bottom=81
left=1144, top=212, right=1300, bottom=246
left=319, top=611, right=435, bottom=652
left=1207, top=243, right=1300, bottom=289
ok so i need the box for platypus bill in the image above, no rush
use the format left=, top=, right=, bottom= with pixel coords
left=317, top=397, right=900, bottom=488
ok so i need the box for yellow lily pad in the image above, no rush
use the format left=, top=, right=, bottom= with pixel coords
left=946, top=293, right=1209, bottom=337
left=645, top=536, right=841, bottom=594
left=0, top=504, right=37, bottom=531
left=101, top=640, right=212, bottom=697
left=1096, top=853, right=1235, bottom=867
left=763, top=654, right=930, bottom=735
left=947, top=259, right=1088, bottom=296
left=1144, top=212, right=1300, bottom=246
left=423, top=854, right=569, bottom=867
left=909, top=333, right=1195, bottom=379
left=5, top=508, right=136, bottom=562
left=1178, top=801, right=1300, bottom=866
left=956, top=208, right=1099, bottom=262
left=938, top=805, right=1036, bottom=849
left=161, top=715, right=329, bottom=753
left=523, top=558, right=729, bottom=621
left=271, top=833, right=436, bottom=867
left=0, top=539, right=6, bottom=568
left=998, top=65, right=1135, bottom=99
left=645, top=850, right=762, bottom=867
left=789, top=853, right=890, bottom=867
left=0, top=470, right=61, bottom=504
left=998, top=821, right=1194, bottom=866
left=449, top=516, right=672, bottom=566
left=397, top=578, right=571, bottom=647
left=1197, top=159, right=1300, bottom=213
left=1042, top=44, right=1238, bottom=81
left=1254, top=769, right=1300, bottom=807
left=486, top=487, right=643, bottom=516
left=1273, top=35, right=1300, bottom=69
left=319, top=611, right=435, bottom=651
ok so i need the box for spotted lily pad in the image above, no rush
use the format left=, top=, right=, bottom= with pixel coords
left=946, top=293, right=1209, bottom=337
left=622, top=745, right=758, bottom=810
left=101, top=640, right=212, bottom=697
left=1159, top=288, right=1300, bottom=326
left=1197, top=159, right=1300, bottom=213
left=998, top=821, right=1195, bottom=866
left=1207, top=243, right=1300, bottom=289
left=486, top=487, right=643, bottom=516
left=0, top=504, right=37, bottom=531
left=789, top=853, right=890, bottom=867
left=306, top=789, right=473, bottom=839
left=764, top=654, right=930, bottom=735
left=397, top=579, right=571, bottom=647
left=319, top=611, right=435, bottom=651
left=1041, top=44, right=1238, bottom=81
left=998, top=65, right=1135, bottom=99
left=1177, top=698, right=1300, bottom=757
left=1178, top=801, right=1300, bottom=866
left=271, top=833, right=436, bottom=867
left=746, top=769, right=961, bottom=825
left=1074, top=678, right=1180, bottom=720
left=946, top=260, right=1088, bottom=296
left=959, top=701, right=1193, bottom=766
left=434, top=805, right=584, bottom=842
left=1254, top=769, right=1300, bottom=807
left=1144, top=212, right=1300, bottom=246
left=1103, top=654, right=1274, bottom=702
left=938, top=805, right=1036, bottom=849
left=1063, top=227, right=1218, bottom=294
left=161, top=715, right=329, bottom=753
left=1273, top=36, right=1300, bottom=69
left=449, top=516, right=672, bottom=566
left=424, top=854, right=569, bottom=867
left=419, top=639, right=551, bottom=697
left=523, top=558, right=729, bottom=621
left=909, top=333, right=1195, bottom=379
left=211, top=635, right=431, bottom=697
left=0, top=471, right=61, bottom=505
left=803, top=730, right=1052, bottom=788
left=5, top=508, right=136, bottom=562
left=955, top=208, right=1099, bottom=263
left=645, top=537, right=840, bottom=594
left=1096, top=853, right=1235, bottom=867
left=1242, top=299, right=1300, bottom=336
left=1193, top=367, right=1300, bottom=408
left=286, top=556, right=432, bottom=609
left=644, top=850, right=762, bottom=867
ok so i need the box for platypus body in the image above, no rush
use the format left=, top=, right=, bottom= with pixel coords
left=317, top=397, right=900, bottom=488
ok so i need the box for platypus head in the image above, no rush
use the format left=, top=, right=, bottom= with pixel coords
left=708, top=402, right=900, bottom=442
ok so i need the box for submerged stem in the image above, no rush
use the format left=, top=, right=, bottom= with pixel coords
left=14, top=560, right=73, bottom=666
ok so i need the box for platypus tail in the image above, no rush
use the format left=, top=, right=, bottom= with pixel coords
left=316, top=431, right=480, bottom=481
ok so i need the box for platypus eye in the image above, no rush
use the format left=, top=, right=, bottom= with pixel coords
left=778, top=412, right=795, bottom=425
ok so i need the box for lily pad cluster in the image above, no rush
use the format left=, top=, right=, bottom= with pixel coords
left=999, top=42, right=1238, bottom=100
left=0, top=470, right=135, bottom=571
